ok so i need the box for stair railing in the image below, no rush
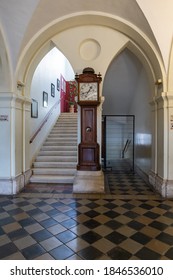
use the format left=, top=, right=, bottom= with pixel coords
left=121, top=139, right=131, bottom=158
left=30, top=99, right=60, bottom=144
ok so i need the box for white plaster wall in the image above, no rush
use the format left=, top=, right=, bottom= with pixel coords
left=30, top=47, right=74, bottom=161
left=52, top=26, right=129, bottom=79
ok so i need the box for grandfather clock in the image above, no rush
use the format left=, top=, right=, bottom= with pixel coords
left=75, top=67, right=102, bottom=171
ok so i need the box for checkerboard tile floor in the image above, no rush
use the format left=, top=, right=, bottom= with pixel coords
left=0, top=172, right=173, bottom=260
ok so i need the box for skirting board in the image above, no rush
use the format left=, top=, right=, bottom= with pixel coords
left=0, top=169, right=32, bottom=195
left=149, top=170, right=173, bottom=198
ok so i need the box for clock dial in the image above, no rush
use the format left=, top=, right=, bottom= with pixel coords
left=79, top=82, right=98, bottom=101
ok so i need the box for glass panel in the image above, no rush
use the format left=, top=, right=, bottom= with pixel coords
left=103, top=115, right=134, bottom=172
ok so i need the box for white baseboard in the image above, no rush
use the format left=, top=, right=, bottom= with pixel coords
left=0, top=169, right=32, bottom=195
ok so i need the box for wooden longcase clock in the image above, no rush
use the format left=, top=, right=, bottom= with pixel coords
left=75, top=68, right=102, bottom=171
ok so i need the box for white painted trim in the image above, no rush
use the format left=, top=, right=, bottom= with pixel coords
left=149, top=170, right=173, bottom=198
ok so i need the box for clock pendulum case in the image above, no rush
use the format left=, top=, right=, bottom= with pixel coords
left=75, top=67, right=102, bottom=171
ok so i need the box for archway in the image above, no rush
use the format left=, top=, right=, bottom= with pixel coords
left=15, top=13, right=165, bottom=194
left=102, top=47, right=153, bottom=182
left=0, top=28, right=11, bottom=91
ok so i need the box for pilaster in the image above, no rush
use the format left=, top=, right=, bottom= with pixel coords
left=149, top=92, right=173, bottom=197
left=0, top=92, right=32, bottom=194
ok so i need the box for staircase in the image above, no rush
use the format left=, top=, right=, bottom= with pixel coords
left=30, top=113, right=78, bottom=184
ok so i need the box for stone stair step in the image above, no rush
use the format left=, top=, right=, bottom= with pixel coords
left=41, top=146, right=77, bottom=151
left=47, top=133, right=77, bottom=139
left=43, top=142, right=76, bottom=146
left=30, top=175, right=74, bottom=184
left=45, top=137, right=77, bottom=141
left=36, top=155, right=77, bottom=162
left=38, top=151, right=77, bottom=156
left=50, top=130, right=77, bottom=134
left=33, top=162, right=76, bottom=168
left=30, top=112, right=78, bottom=184
left=32, top=168, right=76, bottom=175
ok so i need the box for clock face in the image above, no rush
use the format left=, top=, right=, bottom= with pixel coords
left=79, top=82, right=98, bottom=101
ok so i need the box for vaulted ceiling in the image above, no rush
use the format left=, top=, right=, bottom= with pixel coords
left=0, top=0, right=172, bottom=72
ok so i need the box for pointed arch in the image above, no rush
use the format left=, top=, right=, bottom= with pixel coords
left=168, top=38, right=173, bottom=92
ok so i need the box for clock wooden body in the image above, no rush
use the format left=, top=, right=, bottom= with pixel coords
left=75, top=68, right=102, bottom=171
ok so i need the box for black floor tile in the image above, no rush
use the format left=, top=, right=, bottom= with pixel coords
left=156, top=232, right=173, bottom=246
left=46, top=209, right=59, bottom=217
left=107, top=246, right=132, bottom=260
left=40, top=218, right=57, bottom=228
left=27, top=208, right=43, bottom=216
left=149, top=221, right=168, bottom=231
left=21, top=244, right=45, bottom=259
left=106, top=231, right=126, bottom=244
left=165, top=247, right=173, bottom=259
left=81, top=231, right=102, bottom=244
left=130, top=232, right=151, bottom=245
left=0, top=227, right=5, bottom=235
left=124, top=211, right=139, bottom=219
left=16, top=201, right=30, bottom=207
left=144, top=211, right=160, bottom=219
left=0, top=243, right=18, bottom=259
left=86, top=202, right=99, bottom=209
left=135, top=247, right=161, bottom=260
left=66, top=209, right=79, bottom=218
left=19, top=217, right=36, bottom=227
left=85, top=210, right=99, bottom=218
left=78, top=246, right=103, bottom=260
left=105, top=220, right=123, bottom=230
left=31, top=229, right=53, bottom=242
left=8, top=228, right=28, bottom=241
left=158, top=204, right=172, bottom=210
left=0, top=216, right=15, bottom=226
left=49, top=244, right=74, bottom=260
left=127, top=220, right=145, bottom=230
left=104, top=202, right=117, bottom=209
left=104, top=210, right=119, bottom=218
left=61, top=219, right=78, bottom=229
left=56, top=230, right=77, bottom=243
left=122, top=203, right=135, bottom=210
left=8, top=208, right=23, bottom=215
left=163, top=211, right=173, bottom=219
left=140, top=203, right=153, bottom=210
left=83, top=219, right=101, bottom=229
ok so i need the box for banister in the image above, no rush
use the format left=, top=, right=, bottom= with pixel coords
left=122, top=139, right=131, bottom=158
left=30, top=99, right=60, bottom=143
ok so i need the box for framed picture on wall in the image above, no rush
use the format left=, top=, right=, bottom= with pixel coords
left=57, top=78, right=60, bottom=91
left=51, top=83, right=55, bottom=97
left=43, top=91, right=48, bottom=107
left=31, top=99, right=38, bottom=118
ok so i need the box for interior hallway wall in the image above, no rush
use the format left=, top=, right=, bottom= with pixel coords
left=30, top=47, right=74, bottom=162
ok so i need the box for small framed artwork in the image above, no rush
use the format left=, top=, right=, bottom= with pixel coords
left=31, top=99, right=38, bottom=118
left=57, top=78, right=60, bottom=91
left=43, top=91, right=48, bottom=107
left=51, top=83, right=55, bottom=97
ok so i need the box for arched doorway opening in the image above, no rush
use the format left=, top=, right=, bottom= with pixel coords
left=16, top=13, right=165, bottom=194
left=29, top=47, right=75, bottom=163
left=102, top=47, right=154, bottom=186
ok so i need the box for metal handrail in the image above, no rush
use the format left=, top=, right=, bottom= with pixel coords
left=30, top=99, right=60, bottom=143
